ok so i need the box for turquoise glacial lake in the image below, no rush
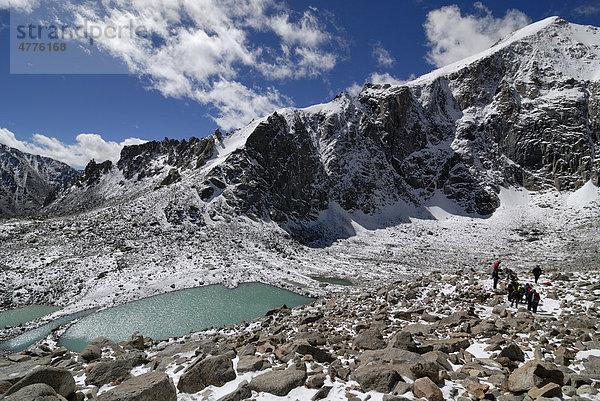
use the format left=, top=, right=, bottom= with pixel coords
left=60, top=283, right=312, bottom=352
left=0, top=305, right=59, bottom=329
left=0, top=309, right=97, bottom=353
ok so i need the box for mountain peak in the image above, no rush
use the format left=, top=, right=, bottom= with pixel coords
left=0, top=144, right=79, bottom=217
left=406, top=16, right=600, bottom=87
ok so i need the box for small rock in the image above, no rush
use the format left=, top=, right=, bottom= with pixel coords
left=392, top=381, right=412, bottom=395
left=312, top=385, right=332, bottom=400
left=413, top=376, right=443, bottom=401
left=306, top=373, right=326, bottom=389
left=562, top=385, right=577, bottom=396
left=576, top=384, right=598, bottom=395
left=527, top=382, right=562, bottom=399
left=128, top=332, right=145, bottom=350
left=7, top=354, right=31, bottom=363
left=216, top=380, right=252, bottom=401
left=410, top=361, right=440, bottom=383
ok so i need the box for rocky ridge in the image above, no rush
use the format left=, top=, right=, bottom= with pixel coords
left=40, top=17, right=600, bottom=243
left=0, top=144, right=79, bottom=218
left=0, top=267, right=599, bottom=400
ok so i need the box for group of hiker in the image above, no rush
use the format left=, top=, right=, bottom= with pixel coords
left=491, top=261, right=543, bottom=313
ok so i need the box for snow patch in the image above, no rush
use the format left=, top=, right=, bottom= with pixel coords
left=498, top=186, right=531, bottom=208
left=567, top=181, right=600, bottom=208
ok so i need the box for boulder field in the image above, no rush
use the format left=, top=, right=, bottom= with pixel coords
left=0, top=268, right=599, bottom=400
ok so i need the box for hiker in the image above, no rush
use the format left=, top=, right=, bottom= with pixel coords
left=510, top=284, right=521, bottom=308
left=525, top=284, right=534, bottom=310
left=492, top=261, right=501, bottom=289
left=507, top=282, right=515, bottom=301
left=531, top=290, right=541, bottom=313
left=504, top=268, right=516, bottom=284
left=532, top=265, right=542, bottom=284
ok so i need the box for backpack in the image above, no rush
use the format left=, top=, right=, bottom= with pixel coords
left=533, top=293, right=540, bottom=302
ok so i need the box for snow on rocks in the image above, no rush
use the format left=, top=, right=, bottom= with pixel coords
left=0, top=267, right=599, bottom=400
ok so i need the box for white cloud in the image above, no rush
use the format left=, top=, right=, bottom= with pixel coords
left=0, top=0, right=40, bottom=13
left=193, top=80, right=291, bottom=131
left=20, top=0, right=343, bottom=130
left=0, top=128, right=146, bottom=168
left=372, top=42, right=395, bottom=68
left=345, top=72, right=411, bottom=96
left=345, top=82, right=363, bottom=97
left=574, top=5, right=600, bottom=16
left=424, top=3, right=530, bottom=67
left=369, top=72, right=409, bottom=86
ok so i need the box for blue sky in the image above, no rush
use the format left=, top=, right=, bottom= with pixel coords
left=0, top=0, right=599, bottom=167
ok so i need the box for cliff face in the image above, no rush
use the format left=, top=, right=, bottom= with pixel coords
left=43, top=17, right=599, bottom=241
left=202, top=17, right=599, bottom=229
left=0, top=144, right=79, bottom=218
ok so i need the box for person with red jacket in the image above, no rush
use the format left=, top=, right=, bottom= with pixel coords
left=492, top=260, right=501, bottom=289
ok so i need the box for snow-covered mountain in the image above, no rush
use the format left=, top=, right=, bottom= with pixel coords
left=1, top=18, right=600, bottom=312
left=0, top=143, right=79, bottom=218
left=45, top=17, right=599, bottom=242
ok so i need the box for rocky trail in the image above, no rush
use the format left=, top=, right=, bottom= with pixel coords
left=0, top=267, right=598, bottom=401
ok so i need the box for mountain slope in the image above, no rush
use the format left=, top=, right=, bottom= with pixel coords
left=0, top=144, right=79, bottom=218
left=45, top=17, right=600, bottom=242
left=1, top=17, right=600, bottom=311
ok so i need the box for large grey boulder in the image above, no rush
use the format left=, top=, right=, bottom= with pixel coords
left=403, top=323, right=436, bottom=336
left=87, top=337, right=124, bottom=355
left=1, top=383, right=66, bottom=401
left=462, top=376, right=489, bottom=399
left=410, top=361, right=440, bottom=383
left=0, top=357, right=52, bottom=386
left=353, top=329, right=386, bottom=350
left=79, top=344, right=102, bottom=362
left=360, top=348, right=431, bottom=380
left=507, top=361, right=564, bottom=392
left=421, top=338, right=471, bottom=353
left=498, top=343, right=525, bottom=362
left=422, top=351, right=452, bottom=371
left=388, top=331, right=418, bottom=352
left=177, top=355, right=236, bottom=393
left=2, top=366, right=75, bottom=398
left=351, top=365, right=401, bottom=393
left=97, top=372, right=176, bottom=401
left=249, top=366, right=307, bottom=396
left=293, top=341, right=335, bottom=363
left=236, top=356, right=269, bottom=373
left=85, top=359, right=133, bottom=387
left=440, top=311, right=472, bottom=327
left=583, top=356, right=600, bottom=376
